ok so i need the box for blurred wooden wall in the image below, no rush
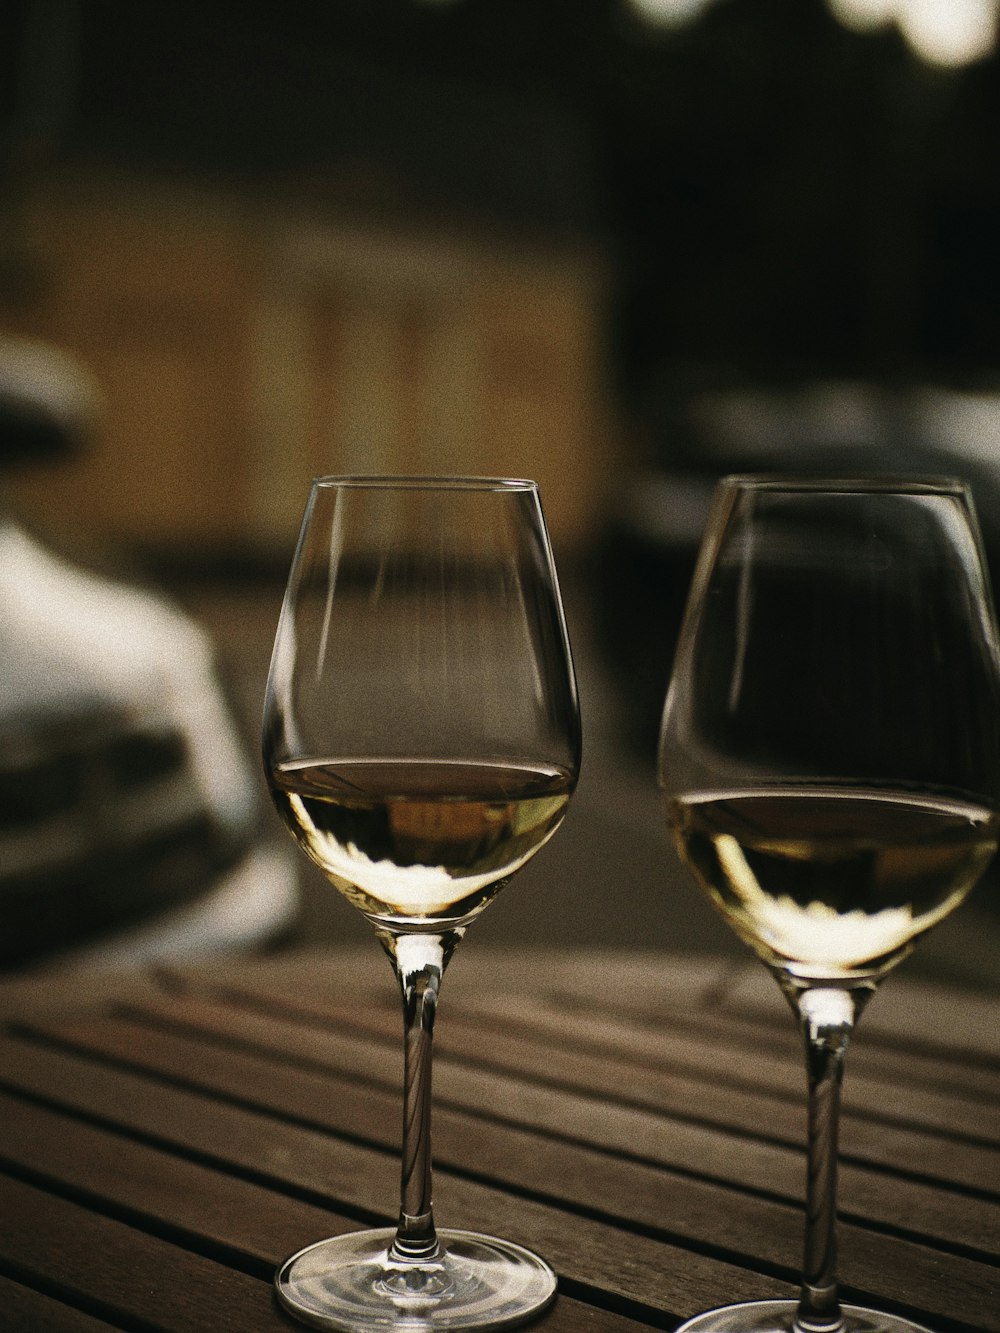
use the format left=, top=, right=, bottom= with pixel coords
left=5, top=164, right=614, bottom=560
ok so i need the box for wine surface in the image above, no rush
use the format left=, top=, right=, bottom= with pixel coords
left=668, top=787, right=998, bottom=978
left=270, top=757, right=572, bottom=925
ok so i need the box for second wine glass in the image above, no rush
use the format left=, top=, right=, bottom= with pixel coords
left=263, top=476, right=581, bottom=1331
left=658, top=475, right=1000, bottom=1333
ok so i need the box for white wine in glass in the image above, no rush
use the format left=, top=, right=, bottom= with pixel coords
left=658, top=475, right=1000, bottom=1333
left=263, top=476, right=581, bottom=1331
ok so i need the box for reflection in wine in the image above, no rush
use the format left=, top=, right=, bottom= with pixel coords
left=669, top=787, right=999, bottom=980
left=270, top=757, right=573, bottom=923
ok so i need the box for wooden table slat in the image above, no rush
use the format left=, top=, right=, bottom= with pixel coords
left=0, top=1174, right=291, bottom=1331
left=0, top=1094, right=645, bottom=1333
left=1, top=950, right=995, bottom=1332
left=41, top=994, right=1000, bottom=1257
left=0, top=1033, right=790, bottom=1325
left=147, top=983, right=1000, bottom=1141
left=185, top=948, right=1000, bottom=1062
left=0, top=1274, right=122, bottom=1332
left=3, top=1020, right=997, bottom=1329
left=52, top=998, right=997, bottom=1201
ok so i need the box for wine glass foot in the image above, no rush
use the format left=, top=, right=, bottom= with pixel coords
left=675, top=1299, right=935, bottom=1333
left=275, top=1226, right=558, bottom=1331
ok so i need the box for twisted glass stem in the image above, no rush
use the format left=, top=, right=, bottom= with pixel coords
left=381, top=930, right=462, bottom=1272
left=792, top=986, right=869, bottom=1333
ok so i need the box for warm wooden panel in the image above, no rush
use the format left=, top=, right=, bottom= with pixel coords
left=10, top=166, right=611, bottom=557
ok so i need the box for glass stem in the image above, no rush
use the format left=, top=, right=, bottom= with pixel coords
left=382, top=930, right=462, bottom=1267
left=791, top=985, right=865, bottom=1333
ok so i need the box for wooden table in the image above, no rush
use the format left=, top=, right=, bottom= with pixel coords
left=0, top=948, right=996, bottom=1332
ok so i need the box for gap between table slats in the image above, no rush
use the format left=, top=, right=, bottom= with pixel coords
left=2, top=1005, right=995, bottom=1331
left=0, top=1030, right=787, bottom=1329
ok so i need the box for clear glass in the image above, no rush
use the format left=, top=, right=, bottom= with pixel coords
left=263, top=476, right=580, bottom=1330
left=658, top=475, right=1000, bottom=1333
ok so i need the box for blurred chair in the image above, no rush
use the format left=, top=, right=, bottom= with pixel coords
left=0, top=336, right=298, bottom=971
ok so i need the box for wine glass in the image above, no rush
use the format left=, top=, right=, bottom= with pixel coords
left=658, top=475, right=1000, bottom=1333
left=262, top=476, right=580, bottom=1331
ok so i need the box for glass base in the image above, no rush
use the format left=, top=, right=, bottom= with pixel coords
left=675, top=1299, right=935, bottom=1333
left=275, top=1227, right=558, bottom=1331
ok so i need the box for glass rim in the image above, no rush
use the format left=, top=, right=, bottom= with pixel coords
left=719, top=472, right=970, bottom=496
left=310, top=474, right=537, bottom=492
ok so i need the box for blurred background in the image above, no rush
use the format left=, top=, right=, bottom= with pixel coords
left=2, top=0, right=1000, bottom=984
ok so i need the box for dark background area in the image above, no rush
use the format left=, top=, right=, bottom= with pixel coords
left=3, top=0, right=1000, bottom=984
left=5, top=0, right=1000, bottom=387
